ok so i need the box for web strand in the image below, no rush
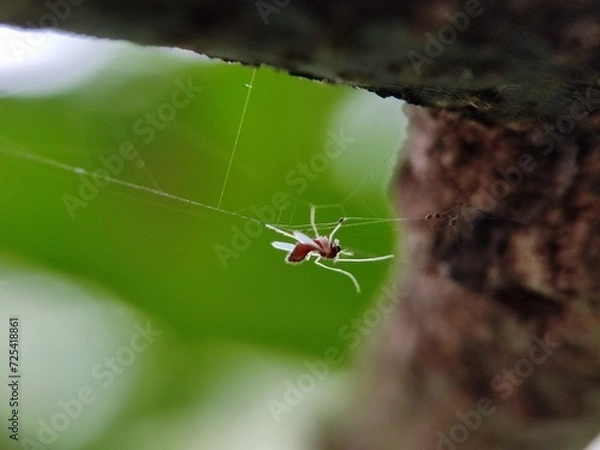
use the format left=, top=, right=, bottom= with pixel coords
left=217, top=67, right=258, bottom=208
left=0, top=141, right=263, bottom=226
left=0, top=139, right=430, bottom=233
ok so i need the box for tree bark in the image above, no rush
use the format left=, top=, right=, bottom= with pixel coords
left=2, top=1, right=600, bottom=448
left=0, top=0, right=598, bottom=123
left=324, top=107, right=600, bottom=449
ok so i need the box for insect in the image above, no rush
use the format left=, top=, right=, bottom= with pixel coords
left=265, top=205, right=394, bottom=293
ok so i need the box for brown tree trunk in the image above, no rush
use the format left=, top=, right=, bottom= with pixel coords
left=2, top=1, right=599, bottom=448
left=325, top=107, right=600, bottom=449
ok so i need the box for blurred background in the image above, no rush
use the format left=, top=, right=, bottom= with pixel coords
left=0, top=27, right=409, bottom=450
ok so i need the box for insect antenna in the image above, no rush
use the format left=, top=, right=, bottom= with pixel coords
left=329, top=217, right=345, bottom=240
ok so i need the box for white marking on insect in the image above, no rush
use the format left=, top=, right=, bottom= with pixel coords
left=265, top=205, right=394, bottom=293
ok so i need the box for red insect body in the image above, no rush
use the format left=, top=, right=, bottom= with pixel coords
left=287, top=244, right=316, bottom=263
left=286, top=238, right=341, bottom=263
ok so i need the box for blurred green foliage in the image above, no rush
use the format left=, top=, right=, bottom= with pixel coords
left=0, top=41, right=405, bottom=449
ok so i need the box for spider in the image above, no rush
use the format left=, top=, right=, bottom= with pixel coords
left=265, top=206, right=394, bottom=293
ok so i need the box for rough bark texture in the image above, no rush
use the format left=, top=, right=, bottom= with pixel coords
left=1, top=0, right=599, bottom=123
left=1, top=1, right=600, bottom=448
left=325, top=107, right=600, bottom=449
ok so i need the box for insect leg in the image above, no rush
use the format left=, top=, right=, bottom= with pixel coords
left=314, top=257, right=361, bottom=293
left=265, top=223, right=298, bottom=241
left=310, top=204, right=320, bottom=238
left=335, top=254, right=394, bottom=263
